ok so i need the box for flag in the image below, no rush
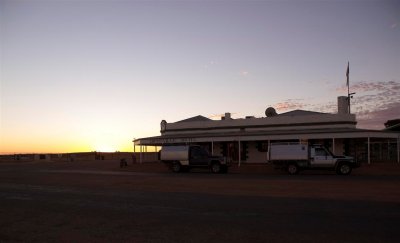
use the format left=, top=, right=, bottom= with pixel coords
left=346, top=62, right=349, bottom=87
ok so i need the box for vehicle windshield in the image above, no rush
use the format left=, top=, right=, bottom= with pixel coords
left=315, top=147, right=333, bottom=157
left=191, top=146, right=209, bottom=158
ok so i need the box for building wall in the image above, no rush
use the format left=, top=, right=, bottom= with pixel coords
left=210, top=141, right=267, bottom=163
left=334, top=139, right=345, bottom=155
left=246, top=142, right=268, bottom=163
left=163, top=113, right=357, bottom=136
left=210, top=140, right=350, bottom=163
left=212, top=143, right=223, bottom=157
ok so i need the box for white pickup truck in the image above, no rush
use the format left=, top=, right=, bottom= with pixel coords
left=159, top=145, right=229, bottom=173
left=267, top=143, right=359, bottom=175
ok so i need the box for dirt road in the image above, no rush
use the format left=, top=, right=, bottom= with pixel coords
left=1, top=161, right=400, bottom=242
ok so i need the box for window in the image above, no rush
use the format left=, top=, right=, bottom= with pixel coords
left=191, top=147, right=208, bottom=158
left=315, top=148, right=327, bottom=156
left=257, top=142, right=269, bottom=152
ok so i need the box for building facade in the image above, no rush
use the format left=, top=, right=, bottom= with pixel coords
left=134, top=97, right=400, bottom=164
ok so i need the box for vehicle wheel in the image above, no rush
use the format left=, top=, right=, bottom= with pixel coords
left=337, top=163, right=352, bottom=175
left=211, top=162, right=222, bottom=173
left=181, top=166, right=190, bottom=173
left=220, top=166, right=228, bottom=174
left=171, top=161, right=182, bottom=173
left=287, top=163, right=299, bottom=175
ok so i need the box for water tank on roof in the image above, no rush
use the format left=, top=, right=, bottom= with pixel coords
left=338, top=96, right=349, bottom=114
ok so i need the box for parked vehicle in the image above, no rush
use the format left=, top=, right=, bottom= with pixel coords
left=267, top=143, right=359, bottom=175
left=159, top=145, right=229, bottom=173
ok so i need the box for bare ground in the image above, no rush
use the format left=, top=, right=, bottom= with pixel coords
left=1, top=160, right=400, bottom=242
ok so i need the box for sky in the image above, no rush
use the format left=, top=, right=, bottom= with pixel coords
left=1, top=0, right=399, bottom=154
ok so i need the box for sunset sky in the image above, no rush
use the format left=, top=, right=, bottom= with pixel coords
left=1, top=0, right=399, bottom=154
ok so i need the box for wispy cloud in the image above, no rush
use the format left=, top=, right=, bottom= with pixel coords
left=274, top=80, right=400, bottom=129
left=204, top=60, right=218, bottom=69
left=356, top=102, right=400, bottom=129
left=338, top=80, right=400, bottom=93
left=240, top=70, right=249, bottom=76
left=332, top=80, right=400, bottom=128
left=274, top=99, right=305, bottom=111
left=208, top=112, right=238, bottom=119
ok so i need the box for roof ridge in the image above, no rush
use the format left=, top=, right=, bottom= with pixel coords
left=175, top=115, right=212, bottom=123
left=279, top=109, right=329, bottom=116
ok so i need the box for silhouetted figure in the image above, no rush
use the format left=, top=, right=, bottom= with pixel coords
left=120, top=158, right=127, bottom=168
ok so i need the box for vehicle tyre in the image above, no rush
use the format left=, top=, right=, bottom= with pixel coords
left=171, top=161, right=182, bottom=173
left=336, top=163, right=352, bottom=175
left=287, top=163, right=299, bottom=175
left=220, top=166, right=228, bottom=174
left=181, top=166, right=190, bottom=172
left=211, top=162, right=222, bottom=173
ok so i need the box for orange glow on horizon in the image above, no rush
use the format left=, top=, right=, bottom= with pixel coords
left=0, top=133, right=135, bottom=155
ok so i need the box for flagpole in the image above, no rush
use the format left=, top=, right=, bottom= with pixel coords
left=347, top=79, right=350, bottom=114
left=346, top=62, right=350, bottom=114
left=346, top=61, right=355, bottom=114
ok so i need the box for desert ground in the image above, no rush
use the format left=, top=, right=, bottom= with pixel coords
left=1, top=160, right=400, bottom=242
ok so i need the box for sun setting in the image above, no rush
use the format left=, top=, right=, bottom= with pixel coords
left=93, top=144, right=117, bottom=153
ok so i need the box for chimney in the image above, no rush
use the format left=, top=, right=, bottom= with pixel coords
left=222, top=112, right=231, bottom=120
left=337, top=96, right=349, bottom=114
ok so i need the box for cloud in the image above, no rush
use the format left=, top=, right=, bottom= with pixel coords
left=339, top=80, right=400, bottom=128
left=240, top=70, right=249, bottom=76
left=309, top=102, right=337, bottom=113
left=351, top=80, right=399, bottom=104
left=335, top=80, right=400, bottom=128
left=356, top=102, right=400, bottom=130
left=337, top=80, right=400, bottom=93
left=391, top=23, right=398, bottom=29
left=208, top=112, right=238, bottom=119
left=274, top=80, right=400, bottom=129
left=204, top=60, right=218, bottom=69
left=274, top=99, right=305, bottom=111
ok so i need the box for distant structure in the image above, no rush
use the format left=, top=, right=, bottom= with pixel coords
left=134, top=96, right=399, bottom=164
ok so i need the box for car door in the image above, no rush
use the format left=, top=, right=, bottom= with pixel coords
left=189, top=146, right=209, bottom=166
left=310, top=147, right=335, bottom=167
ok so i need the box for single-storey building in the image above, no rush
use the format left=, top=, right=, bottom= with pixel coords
left=133, top=96, right=400, bottom=164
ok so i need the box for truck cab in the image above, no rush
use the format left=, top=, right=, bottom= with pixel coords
left=189, top=146, right=210, bottom=166
left=310, top=146, right=335, bottom=167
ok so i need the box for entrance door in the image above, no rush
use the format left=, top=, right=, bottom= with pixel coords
left=222, top=142, right=239, bottom=163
